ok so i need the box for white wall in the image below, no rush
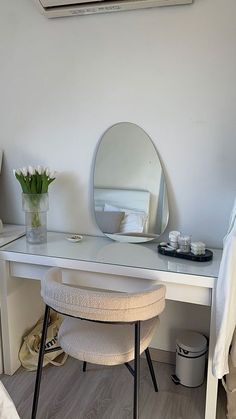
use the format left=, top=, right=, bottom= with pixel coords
left=0, top=0, right=236, bottom=247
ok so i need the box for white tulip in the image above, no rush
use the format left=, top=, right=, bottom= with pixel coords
left=28, top=166, right=35, bottom=176
left=13, top=168, right=21, bottom=176
left=36, top=165, right=43, bottom=175
left=21, top=167, right=28, bottom=177
left=45, top=167, right=50, bottom=177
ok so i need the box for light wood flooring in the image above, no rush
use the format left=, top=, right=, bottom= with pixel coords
left=0, top=357, right=227, bottom=419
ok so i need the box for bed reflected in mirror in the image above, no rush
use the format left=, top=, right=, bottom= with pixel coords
left=93, top=122, right=169, bottom=243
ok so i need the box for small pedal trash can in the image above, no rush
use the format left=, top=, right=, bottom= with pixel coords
left=175, top=331, right=208, bottom=387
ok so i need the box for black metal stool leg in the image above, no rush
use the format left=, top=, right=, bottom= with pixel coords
left=31, top=305, right=50, bottom=419
left=145, top=348, right=158, bottom=392
left=133, top=321, right=140, bottom=419
left=83, top=361, right=87, bottom=372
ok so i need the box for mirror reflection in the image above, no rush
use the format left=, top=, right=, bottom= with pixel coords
left=93, top=122, right=169, bottom=243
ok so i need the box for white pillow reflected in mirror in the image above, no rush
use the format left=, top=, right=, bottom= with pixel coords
left=104, top=203, right=147, bottom=234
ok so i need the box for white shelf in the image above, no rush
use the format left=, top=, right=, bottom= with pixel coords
left=1, top=231, right=222, bottom=280
left=0, top=225, right=25, bottom=248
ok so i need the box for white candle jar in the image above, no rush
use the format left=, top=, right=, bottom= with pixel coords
left=178, top=235, right=191, bottom=253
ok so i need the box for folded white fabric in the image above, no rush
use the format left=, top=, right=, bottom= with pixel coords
left=213, top=197, right=236, bottom=378
left=104, top=203, right=147, bottom=233
left=0, top=381, right=20, bottom=419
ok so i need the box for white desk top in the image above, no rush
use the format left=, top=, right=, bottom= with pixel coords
left=0, top=231, right=222, bottom=279
left=0, top=224, right=25, bottom=247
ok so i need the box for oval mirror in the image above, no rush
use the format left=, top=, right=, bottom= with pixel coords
left=93, top=122, right=169, bottom=243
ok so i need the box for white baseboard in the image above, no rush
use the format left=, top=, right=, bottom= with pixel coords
left=142, top=347, right=176, bottom=365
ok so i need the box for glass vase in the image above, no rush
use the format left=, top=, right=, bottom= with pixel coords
left=22, top=193, right=49, bottom=244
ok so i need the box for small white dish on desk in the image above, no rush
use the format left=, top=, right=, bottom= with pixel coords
left=66, top=234, right=83, bottom=243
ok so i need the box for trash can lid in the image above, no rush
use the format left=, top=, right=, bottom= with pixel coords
left=176, top=331, right=207, bottom=353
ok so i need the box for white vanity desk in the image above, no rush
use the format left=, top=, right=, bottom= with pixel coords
left=0, top=224, right=25, bottom=374
left=0, top=224, right=25, bottom=247
left=0, top=231, right=222, bottom=419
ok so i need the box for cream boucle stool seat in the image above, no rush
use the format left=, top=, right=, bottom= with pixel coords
left=59, top=316, right=159, bottom=366
left=31, top=267, right=166, bottom=419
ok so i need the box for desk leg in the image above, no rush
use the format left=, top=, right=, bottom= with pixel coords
left=0, top=261, right=44, bottom=375
left=205, top=287, right=218, bottom=419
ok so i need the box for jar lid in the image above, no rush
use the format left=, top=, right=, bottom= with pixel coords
left=176, top=331, right=207, bottom=353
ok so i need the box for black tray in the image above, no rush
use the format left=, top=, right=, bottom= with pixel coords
left=157, top=244, right=213, bottom=262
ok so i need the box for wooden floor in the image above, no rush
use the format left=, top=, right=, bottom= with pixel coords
left=0, top=357, right=227, bottom=419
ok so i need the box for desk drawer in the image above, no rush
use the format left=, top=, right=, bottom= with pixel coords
left=10, top=262, right=211, bottom=306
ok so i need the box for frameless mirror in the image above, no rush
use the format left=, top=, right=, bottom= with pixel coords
left=93, top=122, right=169, bottom=243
